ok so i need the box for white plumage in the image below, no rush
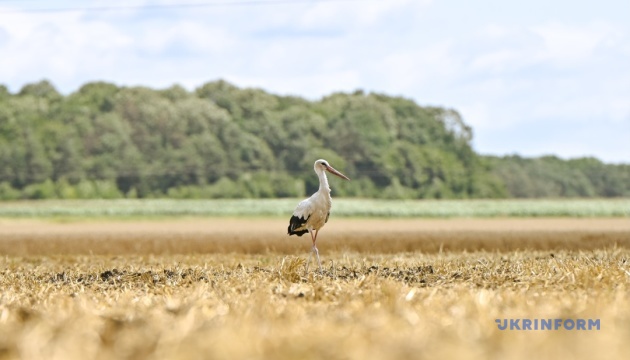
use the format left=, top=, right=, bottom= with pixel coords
left=288, top=159, right=350, bottom=272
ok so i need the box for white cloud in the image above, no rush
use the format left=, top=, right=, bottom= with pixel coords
left=470, top=50, right=521, bottom=72
left=0, top=9, right=135, bottom=90
left=531, top=22, right=619, bottom=65
left=477, top=24, right=511, bottom=40
left=138, top=21, right=235, bottom=54
left=373, top=41, right=459, bottom=96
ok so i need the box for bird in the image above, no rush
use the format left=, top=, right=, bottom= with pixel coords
left=287, top=159, right=350, bottom=273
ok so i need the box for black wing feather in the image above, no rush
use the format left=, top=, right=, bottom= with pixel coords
left=288, top=215, right=309, bottom=236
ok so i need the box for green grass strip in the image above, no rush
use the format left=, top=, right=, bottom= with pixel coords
left=0, top=198, right=628, bottom=218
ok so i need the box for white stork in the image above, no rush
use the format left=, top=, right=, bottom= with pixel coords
left=287, top=159, right=350, bottom=272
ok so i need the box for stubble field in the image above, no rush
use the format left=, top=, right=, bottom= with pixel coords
left=1, top=217, right=630, bottom=360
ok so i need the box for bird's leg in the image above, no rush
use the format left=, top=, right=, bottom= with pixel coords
left=305, top=229, right=315, bottom=273
left=312, top=229, right=322, bottom=273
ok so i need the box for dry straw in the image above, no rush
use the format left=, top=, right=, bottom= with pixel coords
left=0, top=250, right=629, bottom=360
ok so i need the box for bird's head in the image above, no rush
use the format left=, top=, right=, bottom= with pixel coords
left=314, top=159, right=350, bottom=180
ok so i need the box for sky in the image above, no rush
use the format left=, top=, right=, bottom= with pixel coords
left=0, top=0, right=629, bottom=163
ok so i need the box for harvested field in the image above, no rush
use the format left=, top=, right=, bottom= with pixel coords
left=1, top=218, right=629, bottom=359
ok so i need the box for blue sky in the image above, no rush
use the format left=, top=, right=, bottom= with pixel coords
left=1, top=0, right=628, bottom=163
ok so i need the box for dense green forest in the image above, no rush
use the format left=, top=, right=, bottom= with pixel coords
left=0, top=80, right=628, bottom=200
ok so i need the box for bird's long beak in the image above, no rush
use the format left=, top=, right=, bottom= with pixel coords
left=325, top=165, right=350, bottom=180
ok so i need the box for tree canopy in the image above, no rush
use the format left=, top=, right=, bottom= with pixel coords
left=0, top=79, right=628, bottom=200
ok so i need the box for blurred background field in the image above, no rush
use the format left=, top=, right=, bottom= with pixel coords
left=0, top=198, right=628, bottom=219
left=1, top=217, right=629, bottom=256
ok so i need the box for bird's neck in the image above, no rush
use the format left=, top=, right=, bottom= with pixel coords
left=317, top=170, right=331, bottom=194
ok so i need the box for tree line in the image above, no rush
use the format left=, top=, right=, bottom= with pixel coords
left=0, top=80, right=628, bottom=200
